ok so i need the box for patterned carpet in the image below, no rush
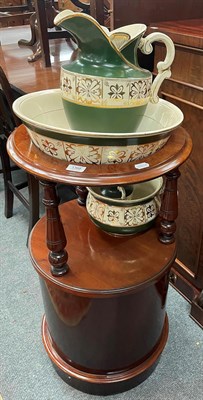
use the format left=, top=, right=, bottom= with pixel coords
left=0, top=174, right=202, bottom=400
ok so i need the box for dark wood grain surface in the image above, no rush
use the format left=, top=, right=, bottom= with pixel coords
left=148, top=19, right=203, bottom=327
left=148, top=19, right=203, bottom=49
left=113, top=1, right=203, bottom=28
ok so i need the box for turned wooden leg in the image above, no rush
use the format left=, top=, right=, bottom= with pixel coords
left=159, top=168, right=181, bottom=244
left=76, top=186, right=88, bottom=206
left=41, top=181, right=69, bottom=276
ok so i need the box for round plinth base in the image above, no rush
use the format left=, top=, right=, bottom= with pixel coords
left=42, top=315, right=169, bottom=396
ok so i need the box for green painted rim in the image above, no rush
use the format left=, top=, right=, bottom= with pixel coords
left=25, top=122, right=170, bottom=146
left=87, top=178, right=163, bottom=206
left=88, top=196, right=158, bottom=207
left=89, top=216, right=155, bottom=235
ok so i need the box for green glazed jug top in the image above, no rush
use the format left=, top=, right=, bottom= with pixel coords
left=54, top=10, right=150, bottom=78
left=55, top=10, right=175, bottom=133
left=55, top=10, right=175, bottom=104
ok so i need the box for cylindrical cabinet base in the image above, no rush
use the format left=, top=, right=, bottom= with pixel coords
left=29, top=201, right=176, bottom=395
left=7, top=122, right=192, bottom=396
left=42, top=314, right=168, bottom=395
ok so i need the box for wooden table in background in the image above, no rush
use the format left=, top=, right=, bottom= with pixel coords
left=0, top=25, right=74, bottom=93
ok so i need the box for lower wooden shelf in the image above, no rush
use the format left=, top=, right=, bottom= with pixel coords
left=29, top=200, right=176, bottom=395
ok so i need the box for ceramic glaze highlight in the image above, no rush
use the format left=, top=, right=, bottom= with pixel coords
left=54, top=10, right=175, bottom=132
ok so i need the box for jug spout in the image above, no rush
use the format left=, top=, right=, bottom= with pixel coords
left=54, top=11, right=147, bottom=68
left=109, top=24, right=147, bottom=65
left=54, top=10, right=116, bottom=63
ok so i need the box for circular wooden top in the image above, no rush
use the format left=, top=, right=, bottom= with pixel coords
left=7, top=125, right=192, bottom=186
left=29, top=201, right=176, bottom=297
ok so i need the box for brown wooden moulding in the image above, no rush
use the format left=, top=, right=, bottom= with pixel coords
left=41, top=315, right=169, bottom=395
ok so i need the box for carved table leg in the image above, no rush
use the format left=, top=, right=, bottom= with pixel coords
left=159, top=168, right=181, bottom=244
left=27, top=34, right=42, bottom=63
left=18, top=12, right=37, bottom=47
left=41, top=181, right=69, bottom=276
left=76, top=186, right=88, bottom=206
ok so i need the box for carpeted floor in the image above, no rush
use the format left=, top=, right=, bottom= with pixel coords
left=0, top=174, right=202, bottom=400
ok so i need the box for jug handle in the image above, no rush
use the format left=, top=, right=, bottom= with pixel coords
left=117, top=186, right=126, bottom=200
left=139, top=32, right=175, bottom=103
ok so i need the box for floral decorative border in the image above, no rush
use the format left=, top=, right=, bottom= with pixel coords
left=86, top=192, right=161, bottom=228
left=61, top=68, right=152, bottom=108
left=28, top=129, right=169, bottom=164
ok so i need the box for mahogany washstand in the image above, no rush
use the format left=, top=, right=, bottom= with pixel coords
left=7, top=125, right=192, bottom=395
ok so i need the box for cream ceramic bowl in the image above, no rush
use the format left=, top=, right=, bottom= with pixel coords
left=13, top=89, right=183, bottom=165
left=86, top=178, right=163, bottom=235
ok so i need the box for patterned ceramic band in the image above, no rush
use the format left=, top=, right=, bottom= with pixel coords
left=28, top=129, right=169, bottom=164
left=61, top=69, right=152, bottom=108
left=86, top=192, right=160, bottom=228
